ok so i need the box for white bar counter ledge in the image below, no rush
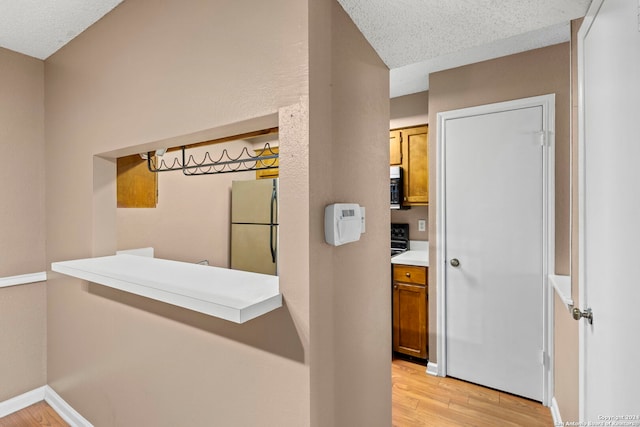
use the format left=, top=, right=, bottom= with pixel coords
left=51, top=250, right=282, bottom=324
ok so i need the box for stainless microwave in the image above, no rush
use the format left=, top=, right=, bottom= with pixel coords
left=390, top=166, right=404, bottom=209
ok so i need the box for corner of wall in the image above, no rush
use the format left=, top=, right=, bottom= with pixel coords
left=0, top=47, right=47, bottom=402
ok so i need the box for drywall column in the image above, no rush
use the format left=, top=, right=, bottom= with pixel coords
left=308, top=1, right=391, bottom=425
left=0, top=47, right=46, bottom=401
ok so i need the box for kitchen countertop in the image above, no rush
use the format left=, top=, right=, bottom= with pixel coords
left=391, top=240, right=429, bottom=267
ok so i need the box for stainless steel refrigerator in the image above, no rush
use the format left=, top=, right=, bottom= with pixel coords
left=230, top=178, right=278, bottom=275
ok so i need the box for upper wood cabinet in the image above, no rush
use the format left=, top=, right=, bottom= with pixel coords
left=404, top=126, right=428, bottom=205
left=117, top=154, right=157, bottom=208
left=390, top=125, right=428, bottom=206
left=389, top=130, right=402, bottom=166
left=254, top=146, right=279, bottom=179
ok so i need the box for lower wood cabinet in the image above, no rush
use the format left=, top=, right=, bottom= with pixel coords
left=392, top=264, right=428, bottom=359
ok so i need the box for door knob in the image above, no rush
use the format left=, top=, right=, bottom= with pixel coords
left=572, top=307, right=593, bottom=325
left=450, top=258, right=460, bottom=267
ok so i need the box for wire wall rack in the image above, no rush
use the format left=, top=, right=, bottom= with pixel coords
left=146, top=142, right=278, bottom=176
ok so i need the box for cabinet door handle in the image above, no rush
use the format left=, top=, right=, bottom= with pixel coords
left=393, top=284, right=398, bottom=290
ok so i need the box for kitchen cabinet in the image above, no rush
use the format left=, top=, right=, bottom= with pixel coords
left=392, top=264, right=428, bottom=359
left=389, top=125, right=428, bottom=206
left=389, top=130, right=402, bottom=166
left=117, top=154, right=157, bottom=208
left=254, top=146, right=279, bottom=179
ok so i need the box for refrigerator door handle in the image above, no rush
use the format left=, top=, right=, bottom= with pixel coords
left=270, top=225, right=276, bottom=264
left=270, top=180, right=277, bottom=264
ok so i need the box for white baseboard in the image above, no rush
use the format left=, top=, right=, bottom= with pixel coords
left=44, top=386, right=93, bottom=427
left=426, top=361, right=439, bottom=376
left=0, top=385, right=92, bottom=427
left=550, top=397, right=562, bottom=426
left=0, top=386, right=46, bottom=417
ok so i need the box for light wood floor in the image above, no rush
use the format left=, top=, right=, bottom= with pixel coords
left=2, top=362, right=552, bottom=426
left=0, top=402, right=68, bottom=427
left=392, top=358, right=554, bottom=426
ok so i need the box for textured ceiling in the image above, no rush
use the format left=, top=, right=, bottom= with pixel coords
left=338, top=0, right=592, bottom=96
left=0, top=0, right=591, bottom=96
left=0, top=0, right=123, bottom=60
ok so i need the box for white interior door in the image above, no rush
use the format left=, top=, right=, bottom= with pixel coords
left=439, top=96, right=553, bottom=402
left=579, top=0, right=640, bottom=420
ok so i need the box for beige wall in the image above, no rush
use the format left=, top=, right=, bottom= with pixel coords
left=427, top=43, right=571, bottom=376
left=390, top=91, right=430, bottom=240
left=0, top=48, right=46, bottom=277
left=44, top=0, right=389, bottom=425
left=0, top=47, right=47, bottom=401
left=45, top=0, right=310, bottom=425
left=327, top=3, right=390, bottom=424
left=307, top=2, right=390, bottom=425
left=390, top=91, right=429, bottom=130
left=0, top=283, right=47, bottom=401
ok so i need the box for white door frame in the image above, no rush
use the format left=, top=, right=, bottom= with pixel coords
left=577, top=0, right=604, bottom=421
left=434, top=95, right=556, bottom=406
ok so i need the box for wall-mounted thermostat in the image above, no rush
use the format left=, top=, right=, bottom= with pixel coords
left=324, top=203, right=365, bottom=246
